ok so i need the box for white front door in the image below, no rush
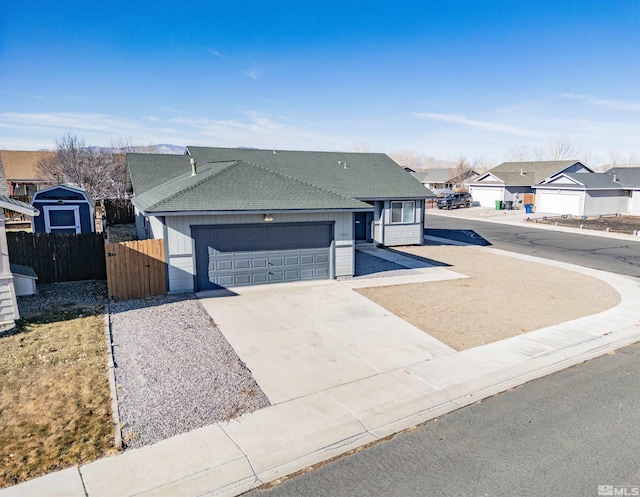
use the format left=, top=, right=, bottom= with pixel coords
left=44, top=205, right=81, bottom=234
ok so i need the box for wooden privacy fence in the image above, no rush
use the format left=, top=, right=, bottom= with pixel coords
left=103, top=199, right=135, bottom=225
left=105, top=239, right=166, bottom=301
left=7, top=232, right=106, bottom=283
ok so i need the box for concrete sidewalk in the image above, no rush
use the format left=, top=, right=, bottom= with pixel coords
left=2, top=249, right=639, bottom=497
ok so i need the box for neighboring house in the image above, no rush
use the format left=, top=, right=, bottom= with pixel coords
left=411, top=168, right=479, bottom=194
left=0, top=196, right=39, bottom=328
left=0, top=150, right=55, bottom=197
left=469, top=160, right=594, bottom=207
left=534, top=167, right=640, bottom=216
left=127, top=147, right=434, bottom=292
left=31, top=185, right=95, bottom=234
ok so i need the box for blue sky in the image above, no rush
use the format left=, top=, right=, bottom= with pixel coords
left=1, top=0, right=639, bottom=165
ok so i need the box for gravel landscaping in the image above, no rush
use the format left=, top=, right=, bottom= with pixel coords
left=109, top=294, right=270, bottom=449
left=17, top=280, right=107, bottom=321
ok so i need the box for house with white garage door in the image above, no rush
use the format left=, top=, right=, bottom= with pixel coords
left=469, top=160, right=593, bottom=208
left=126, top=147, right=434, bottom=293
left=534, top=167, right=640, bottom=216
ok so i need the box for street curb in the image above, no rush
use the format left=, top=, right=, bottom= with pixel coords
left=426, top=208, right=640, bottom=242
left=103, top=306, right=122, bottom=452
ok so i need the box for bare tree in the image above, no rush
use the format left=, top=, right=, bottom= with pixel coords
left=542, top=135, right=583, bottom=160
left=505, top=145, right=533, bottom=162
left=38, top=134, right=130, bottom=199
left=389, top=150, right=451, bottom=170
left=506, top=136, right=584, bottom=162
left=451, top=156, right=475, bottom=189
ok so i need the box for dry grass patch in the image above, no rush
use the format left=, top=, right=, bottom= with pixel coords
left=356, top=246, right=621, bottom=350
left=0, top=309, right=115, bottom=488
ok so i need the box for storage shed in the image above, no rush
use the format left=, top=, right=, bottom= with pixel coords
left=31, top=185, right=95, bottom=234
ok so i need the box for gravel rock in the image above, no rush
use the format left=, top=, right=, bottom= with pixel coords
left=109, top=294, right=270, bottom=449
left=17, top=280, right=107, bottom=320
left=354, top=251, right=421, bottom=279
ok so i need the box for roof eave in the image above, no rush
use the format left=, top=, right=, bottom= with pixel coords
left=135, top=207, right=374, bottom=217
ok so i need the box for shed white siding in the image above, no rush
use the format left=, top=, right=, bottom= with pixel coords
left=155, top=212, right=354, bottom=293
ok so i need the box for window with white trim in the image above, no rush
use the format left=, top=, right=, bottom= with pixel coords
left=390, top=201, right=415, bottom=223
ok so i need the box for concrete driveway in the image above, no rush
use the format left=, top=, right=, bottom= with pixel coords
left=198, top=278, right=457, bottom=404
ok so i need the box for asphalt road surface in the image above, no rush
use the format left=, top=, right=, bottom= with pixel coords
left=247, top=343, right=640, bottom=497
left=424, top=214, right=640, bottom=277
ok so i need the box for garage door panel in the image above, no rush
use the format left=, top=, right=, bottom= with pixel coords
left=285, top=256, right=299, bottom=266
left=216, top=260, right=233, bottom=271
left=235, top=259, right=251, bottom=270
left=316, top=268, right=329, bottom=278
left=195, top=223, right=332, bottom=290
left=269, top=256, right=284, bottom=266
left=252, top=258, right=268, bottom=268
left=300, top=255, right=315, bottom=265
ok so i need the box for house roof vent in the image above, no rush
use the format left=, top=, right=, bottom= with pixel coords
left=190, top=158, right=197, bottom=176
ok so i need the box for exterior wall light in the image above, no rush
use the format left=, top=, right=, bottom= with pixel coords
left=264, top=213, right=274, bottom=222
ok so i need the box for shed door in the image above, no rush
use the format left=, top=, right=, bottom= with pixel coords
left=194, top=223, right=333, bottom=290
left=44, top=205, right=81, bottom=234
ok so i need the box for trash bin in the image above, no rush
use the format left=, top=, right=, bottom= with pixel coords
left=495, top=200, right=502, bottom=211
left=503, top=200, right=513, bottom=210
left=525, top=203, right=533, bottom=214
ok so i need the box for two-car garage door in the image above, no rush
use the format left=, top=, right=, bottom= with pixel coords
left=194, top=223, right=333, bottom=290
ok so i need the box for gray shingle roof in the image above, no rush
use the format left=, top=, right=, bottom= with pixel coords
left=410, top=168, right=455, bottom=183
left=476, top=160, right=590, bottom=186
left=605, top=167, right=640, bottom=188
left=131, top=160, right=373, bottom=213
left=186, top=147, right=433, bottom=200
left=127, top=147, right=434, bottom=214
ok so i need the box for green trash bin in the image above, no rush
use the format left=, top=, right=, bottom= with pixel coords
left=495, top=200, right=502, bottom=210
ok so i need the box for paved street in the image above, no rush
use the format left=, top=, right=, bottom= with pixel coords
left=247, top=343, right=640, bottom=497
left=424, top=214, right=640, bottom=277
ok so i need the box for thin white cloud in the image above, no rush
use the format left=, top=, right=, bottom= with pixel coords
left=245, top=69, right=261, bottom=80
left=204, top=48, right=230, bottom=59
left=561, top=93, right=640, bottom=112
left=412, top=112, right=538, bottom=137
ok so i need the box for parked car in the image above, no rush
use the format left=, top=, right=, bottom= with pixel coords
left=437, top=192, right=473, bottom=210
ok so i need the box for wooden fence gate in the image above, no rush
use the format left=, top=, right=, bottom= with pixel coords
left=105, top=239, right=166, bottom=301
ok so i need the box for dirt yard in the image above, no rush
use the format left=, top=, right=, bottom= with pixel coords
left=532, top=215, right=640, bottom=234
left=356, top=246, right=621, bottom=350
